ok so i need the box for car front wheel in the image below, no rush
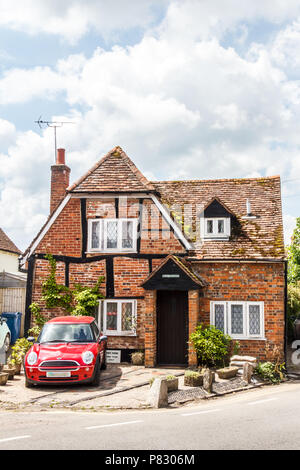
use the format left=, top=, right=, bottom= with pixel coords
left=90, top=358, right=101, bottom=387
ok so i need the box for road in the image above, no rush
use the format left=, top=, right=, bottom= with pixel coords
left=0, top=382, right=300, bottom=450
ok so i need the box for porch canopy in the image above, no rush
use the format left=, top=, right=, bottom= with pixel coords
left=141, top=255, right=207, bottom=291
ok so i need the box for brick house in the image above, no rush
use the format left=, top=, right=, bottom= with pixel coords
left=21, top=146, right=286, bottom=366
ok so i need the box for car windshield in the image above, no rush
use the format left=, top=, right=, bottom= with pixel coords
left=38, top=323, right=95, bottom=343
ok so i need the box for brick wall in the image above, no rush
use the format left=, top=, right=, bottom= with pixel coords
left=193, top=261, right=285, bottom=361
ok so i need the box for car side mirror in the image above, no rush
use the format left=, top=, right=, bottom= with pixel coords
left=27, top=336, right=36, bottom=343
left=99, top=335, right=107, bottom=343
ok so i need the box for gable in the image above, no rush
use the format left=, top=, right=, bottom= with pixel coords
left=68, top=146, right=156, bottom=193
left=141, top=255, right=207, bottom=290
left=203, top=198, right=233, bottom=218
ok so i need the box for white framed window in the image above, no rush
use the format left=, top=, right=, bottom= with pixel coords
left=210, top=301, right=264, bottom=340
left=98, top=299, right=137, bottom=336
left=88, top=218, right=138, bottom=252
left=200, top=217, right=231, bottom=240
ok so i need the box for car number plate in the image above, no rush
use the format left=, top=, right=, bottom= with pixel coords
left=46, top=371, right=71, bottom=378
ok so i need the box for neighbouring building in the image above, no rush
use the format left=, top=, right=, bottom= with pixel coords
left=0, top=228, right=27, bottom=335
left=21, top=146, right=286, bottom=366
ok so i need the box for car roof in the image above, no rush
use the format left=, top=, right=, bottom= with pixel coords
left=47, top=316, right=95, bottom=324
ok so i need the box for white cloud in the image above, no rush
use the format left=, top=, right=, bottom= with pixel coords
left=283, top=214, right=297, bottom=245
left=0, top=0, right=170, bottom=44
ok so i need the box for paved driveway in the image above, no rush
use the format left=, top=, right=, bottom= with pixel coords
left=0, top=364, right=185, bottom=410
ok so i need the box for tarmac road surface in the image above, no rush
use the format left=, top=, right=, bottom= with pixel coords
left=0, top=382, right=299, bottom=450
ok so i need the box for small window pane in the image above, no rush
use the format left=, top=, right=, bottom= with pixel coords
left=106, top=302, right=118, bottom=331
left=214, top=304, right=225, bottom=332
left=249, top=305, right=261, bottom=335
left=92, top=221, right=100, bottom=249
left=107, top=221, right=118, bottom=249
left=121, top=303, right=133, bottom=331
left=231, top=304, right=244, bottom=334
left=218, top=220, right=224, bottom=233
left=122, top=221, right=133, bottom=249
left=207, top=220, right=213, bottom=234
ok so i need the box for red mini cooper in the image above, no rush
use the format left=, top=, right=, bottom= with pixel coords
left=24, top=316, right=107, bottom=388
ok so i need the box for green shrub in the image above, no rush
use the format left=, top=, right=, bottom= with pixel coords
left=8, top=337, right=33, bottom=367
left=232, top=340, right=240, bottom=356
left=255, top=361, right=285, bottom=384
left=166, top=375, right=176, bottom=380
left=190, top=324, right=231, bottom=367
left=184, top=370, right=200, bottom=379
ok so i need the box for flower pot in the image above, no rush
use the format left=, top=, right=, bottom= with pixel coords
left=13, top=363, right=22, bottom=375
left=166, top=378, right=178, bottom=392
left=0, top=372, right=9, bottom=385
left=216, top=367, right=239, bottom=379
left=3, top=366, right=16, bottom=380
left=131, top=353, right=144, bottom=366
left=184, top=374, right=203, bottom=387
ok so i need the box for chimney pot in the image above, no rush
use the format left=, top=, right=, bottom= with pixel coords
left=56, top=148, right=65, bottom=165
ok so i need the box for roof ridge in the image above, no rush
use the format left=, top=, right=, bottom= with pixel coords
left=68, top=146, right=155, bottom=192
left=151, top=175, right=281, bottom=184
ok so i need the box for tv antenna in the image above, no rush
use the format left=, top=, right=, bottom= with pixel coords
left=35, top=116, right=75, bottom=161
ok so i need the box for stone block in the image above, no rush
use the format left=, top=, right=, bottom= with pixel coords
left=148, top=378, right=168, bottom=408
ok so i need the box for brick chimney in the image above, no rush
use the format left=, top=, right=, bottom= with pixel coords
left=50, top=148, right=70, bottom=213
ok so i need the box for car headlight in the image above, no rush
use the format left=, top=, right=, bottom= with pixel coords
left=82, top=351, right=94, bottom=365
left=27, top=351, right=38, bottom=366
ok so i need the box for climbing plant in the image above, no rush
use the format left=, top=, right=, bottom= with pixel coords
left=29, top=254, right=105, bottom=319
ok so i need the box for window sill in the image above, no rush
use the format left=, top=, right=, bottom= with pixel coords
left=203, top=237, right=230, bottom=241
left=104, top=332, right=137, bottom=337
left=230, top=337, right=266, bottom=341
left=86, top=251, right=137, bottom=255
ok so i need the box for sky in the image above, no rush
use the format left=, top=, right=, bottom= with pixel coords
left=0, top=0, right=300, bottom=251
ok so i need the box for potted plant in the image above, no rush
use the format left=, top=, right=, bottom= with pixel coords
left=7, top=337, right=33, bottom=375
left=131, top=351, right=144, bottom=366
left=0, top=370, right=9, bottom=386
left=3, top=364, right=16, bottom=380
left=165, top=375, right=178, bottom=392
left=184, top=370, right=203, bottom=387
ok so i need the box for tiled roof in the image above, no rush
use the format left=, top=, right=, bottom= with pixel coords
left=0, top=228, right=21, bottom=255
left=151, top=176, right=285, bottom=260
left=68, top=146, right=156, bottom=193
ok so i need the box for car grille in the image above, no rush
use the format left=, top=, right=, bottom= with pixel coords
left=39, top=360, right=79, bottom=371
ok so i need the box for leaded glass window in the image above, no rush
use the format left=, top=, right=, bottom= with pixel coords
left=122, top=221, right=133, bottom=249
left=106, top=221, right=118, bottom=249
left=89, top=218, right=137, bottom=252
left=231, top=304, right=244, bottom=335
left=106, top=302, right=118, bottom=331
left=91, top=221, right=100, bottom=249
left=121, top=302, right=133, bottom=331
left=214, top=304, right=225, bottom=332
left=249, top=304, right=261, bottom=335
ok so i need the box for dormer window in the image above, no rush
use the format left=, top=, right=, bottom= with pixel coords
left=200, top=198, right=233, bottom=241
left=88, top=218, right=138, bottom=252
left=204, top=217, right=230, bottom=239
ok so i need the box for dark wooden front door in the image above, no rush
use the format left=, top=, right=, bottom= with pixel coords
left=157, top=290, right=188, bottom=366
